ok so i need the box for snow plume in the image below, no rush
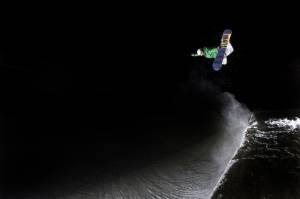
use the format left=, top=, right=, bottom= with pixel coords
left=209, top=92, right=251, bottom=198
left=179, top=68, right=251, bottom=198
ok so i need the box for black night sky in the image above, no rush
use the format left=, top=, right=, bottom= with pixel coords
left=1, top=5, right=300, bottom=198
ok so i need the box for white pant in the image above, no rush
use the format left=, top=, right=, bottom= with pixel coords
left=222, top=43, right=234, bottom=65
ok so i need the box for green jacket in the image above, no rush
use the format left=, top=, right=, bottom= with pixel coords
left=203, top=47, right=218, bottom=59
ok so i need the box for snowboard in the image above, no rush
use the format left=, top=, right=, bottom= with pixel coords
left=212, top=29, right=232, bottom=71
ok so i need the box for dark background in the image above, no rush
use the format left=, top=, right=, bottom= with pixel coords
left=1, top=5, right=300, bottom=196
